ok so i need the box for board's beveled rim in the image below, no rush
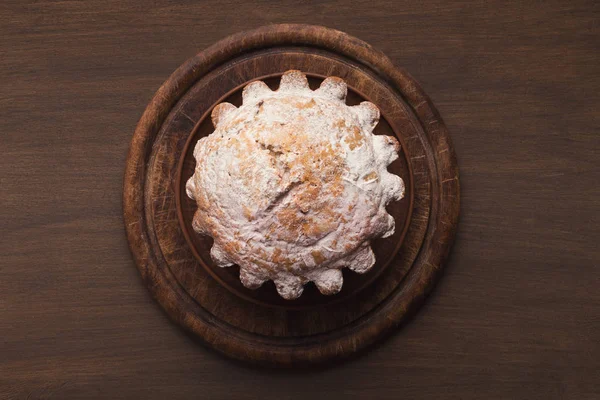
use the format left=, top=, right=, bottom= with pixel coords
left=123, top=24, right=459, bottom=366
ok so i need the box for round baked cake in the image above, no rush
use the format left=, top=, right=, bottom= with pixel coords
left=186, top=70, right=405, bottom=300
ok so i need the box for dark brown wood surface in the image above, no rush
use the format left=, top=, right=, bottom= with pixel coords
left=1, top=0, right=598, bottom=398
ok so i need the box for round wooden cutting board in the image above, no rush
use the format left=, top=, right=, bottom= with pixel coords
left=123, top=24, right=459, bottom=366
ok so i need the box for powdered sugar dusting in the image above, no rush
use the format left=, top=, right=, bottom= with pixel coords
left=186, top=70, right=405, bottom=300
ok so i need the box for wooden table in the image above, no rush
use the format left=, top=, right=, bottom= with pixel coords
left=2, top=1, right=598, bottom=398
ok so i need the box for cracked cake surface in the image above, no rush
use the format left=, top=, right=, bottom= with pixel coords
left=186, top=70, right=405, bottom=300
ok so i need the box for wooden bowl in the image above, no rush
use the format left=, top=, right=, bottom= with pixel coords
left=123, top=24, right=459, bottom=366
left=176, top=73, right=414, bottom=309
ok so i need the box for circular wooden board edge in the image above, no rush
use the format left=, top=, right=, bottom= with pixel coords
left=123, top=24, right=460, bottom=366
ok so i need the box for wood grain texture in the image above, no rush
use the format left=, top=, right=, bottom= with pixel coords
left=123, top=25, right=458, bottom=365
left=1, top=0, right=599, bottom=398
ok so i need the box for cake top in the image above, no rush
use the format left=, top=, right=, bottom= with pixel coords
left=186, top=70, right=405, bottom=299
